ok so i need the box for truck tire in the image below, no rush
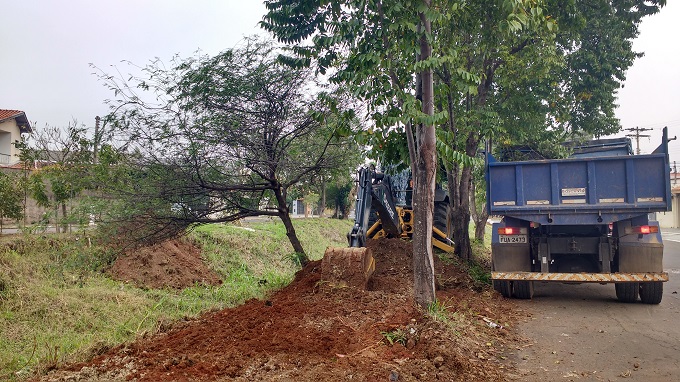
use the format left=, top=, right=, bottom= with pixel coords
left=615, top=283, right=639, bottom=303
left=493, top=280, right=512, bottom=298
left=639, top=282, right=663, bottom=304
left=513, top=281, right=534, bottom=299
left=433, top=200, right=450, bottom=237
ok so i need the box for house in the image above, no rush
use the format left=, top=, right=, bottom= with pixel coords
left=0, top=109, right=32, bottom=165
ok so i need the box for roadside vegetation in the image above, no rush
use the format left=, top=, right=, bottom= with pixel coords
left=0, top=218, right=352, bottom=381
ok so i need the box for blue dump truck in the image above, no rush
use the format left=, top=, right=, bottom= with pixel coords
left=487, top=128, right=671, bottom=304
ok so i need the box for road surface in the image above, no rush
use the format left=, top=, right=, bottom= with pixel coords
left=505, top=229, right=680, bottom=381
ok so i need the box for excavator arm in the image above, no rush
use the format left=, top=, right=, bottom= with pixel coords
left=348, top=167, right=401, bottom=247
left=322, top=166, right=454, bottom=289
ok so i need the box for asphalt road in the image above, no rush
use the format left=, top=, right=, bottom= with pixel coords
left=505, top=229, right=680, bottom=381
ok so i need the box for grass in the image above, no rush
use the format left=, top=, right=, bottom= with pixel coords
left=434, top=222, right=493, bottom=289
left=0, top=218, right=353, bottom=381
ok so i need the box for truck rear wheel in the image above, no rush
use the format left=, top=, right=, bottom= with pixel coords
left=433, top=200, right=450, bottom=238
left=493, top=280, right=512, bottom=298
left=513, top=281, right=534, bottom=299
left=639, top=282, right=663, bottom=304
left=615, top=283, right=639, bottom=303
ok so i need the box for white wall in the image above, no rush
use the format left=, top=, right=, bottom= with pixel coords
left=0, top=119, right=23, bottom=163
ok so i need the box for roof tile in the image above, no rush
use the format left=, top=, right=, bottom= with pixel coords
left=0, top=109, right=23, bottom=122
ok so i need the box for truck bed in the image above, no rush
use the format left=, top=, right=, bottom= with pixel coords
left=486, top=144, right=671, bottom=225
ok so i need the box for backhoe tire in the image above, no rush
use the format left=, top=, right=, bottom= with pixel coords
left=513, top=281, right=534, bottom=299
left=639, top=282, right=663, bottom=304
left=615, top=282, right=639, bottom=303
left=493, top=280, right=512, bottom=298
left=433, top=200, right=450, bottom=238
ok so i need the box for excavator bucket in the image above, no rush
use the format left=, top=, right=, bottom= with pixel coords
left=321, top=247, right=376, bottom=290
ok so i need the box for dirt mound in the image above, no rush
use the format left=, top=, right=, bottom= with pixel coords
left=42, top=238, right=522, bottom=381
left=107, top=239, right=222, bottom=289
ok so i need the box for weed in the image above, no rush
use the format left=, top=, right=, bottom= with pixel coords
left=427, top=299, right=451, bottom=322
left=467, top=261, right=491, bottom=287
left=41, top=344, right=60, bottom=372
left=283, top=252, right=307, bottom=267
left=381, top=329, right=407, bottom=346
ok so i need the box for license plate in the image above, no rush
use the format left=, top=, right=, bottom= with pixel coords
left=499, top=235, right=527, bottom=244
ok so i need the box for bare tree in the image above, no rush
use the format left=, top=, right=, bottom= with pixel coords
left=96, top=38, right=354, bottom=261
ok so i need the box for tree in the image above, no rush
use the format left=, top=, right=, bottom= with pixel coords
left=428, top=0, right=554, bottom=260
left=0, top=172, right=23, bottom=233
left=326, top=182, right=353, bottom=219
left=263, top=0, right=446, bottom=307
left=96, top=38, right=354, bottom=262
left=434, top=0, right=664, bottom=259
left=469, top=159, right=488, bottom=242
left=20, top=121, right=98, bottom=232
left=262, top=0, right=546, bottom=306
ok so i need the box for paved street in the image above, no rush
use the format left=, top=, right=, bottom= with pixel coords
left=506, top=229, right=680, bottom=381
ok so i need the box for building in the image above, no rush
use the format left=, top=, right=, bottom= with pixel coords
left=0, top=109, right=32, bottom=165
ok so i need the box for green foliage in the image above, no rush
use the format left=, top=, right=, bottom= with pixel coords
left=427, top=299, right=452, bottom=322
left=0, top=172, right=23, bottom=226
left=263, top=0, right=428, bottom=140
left=467, top=261, right=492, bottom=287
left=381, top=329, right=407, bottom=346
left=263, top=0, right=665, bottom=167
left=326, top=182, right=353, bottom=218
left=19, top=121, right=108, bottom=233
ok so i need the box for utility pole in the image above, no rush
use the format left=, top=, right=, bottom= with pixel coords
left=624, top=126, right=653, bottom=154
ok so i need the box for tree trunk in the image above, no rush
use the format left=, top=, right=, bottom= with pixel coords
left=62, top=202, right=68, bottom=233
left=412, top=3, right=437, bottom=308
left=320, top=181, right=326, bottom=218
left=452, top=132, right=479, bottom=260
left=474, top=219, right=486, bottom=242
left=454, top=61, right=495, bottom=252
left=55, top=204, right=60, bottom=233
left=274, top=185, right=308, bottom=264
left=469, top=179, right=488, bottom=242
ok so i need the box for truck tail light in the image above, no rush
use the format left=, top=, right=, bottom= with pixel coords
left=625, top=225, right=659, bottom=235
left=498, top=227, right=527, bottom=235
left=637, top=225, right=659, bottom=234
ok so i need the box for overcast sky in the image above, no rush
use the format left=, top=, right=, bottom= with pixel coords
left=1, top=1, right=679, bottom=161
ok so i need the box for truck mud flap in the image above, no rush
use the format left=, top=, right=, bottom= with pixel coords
left=491, top=271, right=668, bottom=283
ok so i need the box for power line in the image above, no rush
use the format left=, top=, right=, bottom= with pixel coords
left=625, top=126, right=653, bottom=154
left=633, top=119, right=680, bottom=130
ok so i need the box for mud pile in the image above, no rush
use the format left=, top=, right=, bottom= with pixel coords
left=43, top=238, right=521, bottom=382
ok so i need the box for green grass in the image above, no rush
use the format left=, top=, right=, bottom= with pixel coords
left=0, top=218, right=353, bottom=380
left=435, top=222, right=493, bottom=289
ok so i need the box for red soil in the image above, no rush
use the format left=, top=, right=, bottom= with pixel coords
left=107, top=238, right=222, bottom=289
left=41, top=238, right=522, bottom=382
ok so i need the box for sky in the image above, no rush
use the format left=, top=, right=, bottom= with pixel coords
left=1, top=1, right=679, bottom=161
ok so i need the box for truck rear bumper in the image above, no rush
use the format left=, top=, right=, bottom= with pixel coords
left=492, top=271, right=668, bottom=283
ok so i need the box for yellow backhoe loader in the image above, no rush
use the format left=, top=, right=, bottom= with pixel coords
left=321, top=167, right=454, bottom=288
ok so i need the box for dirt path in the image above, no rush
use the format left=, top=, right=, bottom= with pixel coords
left=503, top=239, right=680, bottom=381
